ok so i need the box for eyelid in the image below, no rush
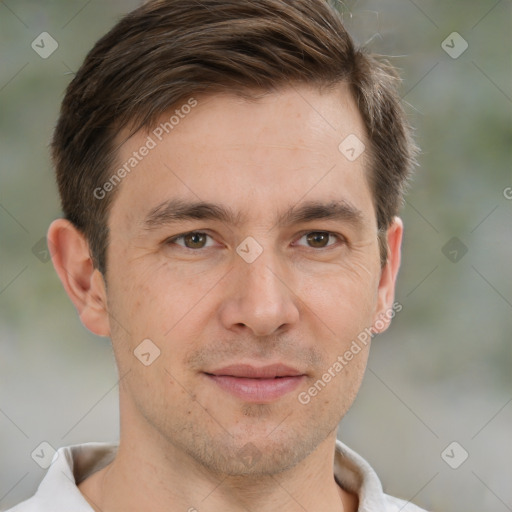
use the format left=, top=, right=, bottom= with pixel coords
left=293, top=231, right=347, bottom=248
left=164, top=230, right=347, bottom=250
left=165, top=230, right=218, bottom=249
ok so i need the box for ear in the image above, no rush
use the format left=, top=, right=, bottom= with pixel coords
left=47, top=219, right=110, bottom=337
left=372, top=216, right=403, bottom=334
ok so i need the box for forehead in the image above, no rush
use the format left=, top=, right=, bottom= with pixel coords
left=108, top=84, right=374, bottom=230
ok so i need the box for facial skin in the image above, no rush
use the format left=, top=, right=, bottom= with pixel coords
left=48, top=83, right=402, bottom=512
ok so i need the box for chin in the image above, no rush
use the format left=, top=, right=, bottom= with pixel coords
left=183, top=424, right=331, bottom=478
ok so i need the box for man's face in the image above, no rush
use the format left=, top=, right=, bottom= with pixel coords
left=103, top=84, right=395, bottom=475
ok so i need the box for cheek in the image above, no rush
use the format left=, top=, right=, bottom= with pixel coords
left=108, top=259, right=192, bottom=334
left=107, top=260, right=219, bottom=375
left=298, top=261, right=379, bottom=339
left=302, top=343, right=370, bottom=425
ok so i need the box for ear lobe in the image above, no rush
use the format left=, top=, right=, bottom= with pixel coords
left=372, top=216, right=403, bottom=334
left=47, top=219, right=110, bottom=337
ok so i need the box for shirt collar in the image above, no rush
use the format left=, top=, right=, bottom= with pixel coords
left=34, top=442, right=116, bottom=511
left=334, top=439, right=388, bottom=511
left=18, top=440, right=388, bottom=511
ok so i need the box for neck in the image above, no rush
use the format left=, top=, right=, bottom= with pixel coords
left=79, top=420, right=356, bottom=511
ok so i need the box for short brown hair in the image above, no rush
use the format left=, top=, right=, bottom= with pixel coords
left=52, top=0, right=417, bottom=275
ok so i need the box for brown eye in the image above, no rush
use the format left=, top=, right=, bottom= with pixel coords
left=169, top=232, right=213, bottom=249
left=294, top=231, right=344, bottom=249
left=306, top=232, right=331, bottom=248
left=183, top=232, right=207, bottom=248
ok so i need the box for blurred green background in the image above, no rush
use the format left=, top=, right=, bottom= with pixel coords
left=1, top=1, right=511, bottom=510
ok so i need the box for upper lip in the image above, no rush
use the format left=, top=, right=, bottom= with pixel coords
left=206, top=363, right=305, bottom=379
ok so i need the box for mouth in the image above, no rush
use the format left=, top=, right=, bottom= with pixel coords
left=203, top=364, right=307, bottom=403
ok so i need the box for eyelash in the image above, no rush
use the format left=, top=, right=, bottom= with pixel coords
left=165, top=231, right=346, bottom=251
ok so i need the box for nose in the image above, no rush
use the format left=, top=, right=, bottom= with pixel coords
left=218, top=246, right=300, bottom=337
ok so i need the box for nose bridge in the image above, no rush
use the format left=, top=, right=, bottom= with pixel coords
left=245, top=248, right=283, bottom=295
left=239, top=240, right=288, bottom=305
left=219, top=238, right=299, bottom=336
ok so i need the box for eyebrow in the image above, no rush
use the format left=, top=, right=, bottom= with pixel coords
left=143, top=198, right=365, bottom=231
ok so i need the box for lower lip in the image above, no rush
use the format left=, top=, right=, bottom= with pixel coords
left=206, top=374, right=305, bottom=402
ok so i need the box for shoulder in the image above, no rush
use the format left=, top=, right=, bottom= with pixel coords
left=2, top=498, right=38, bottom=512
left=2, top=443, right=117, bottom=512
left=334, top=440, right=430, bottom=512
left=384, top=493, right=430, bottom=512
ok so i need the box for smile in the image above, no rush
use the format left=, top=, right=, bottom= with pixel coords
left=204, top=363, right=307, bottom=403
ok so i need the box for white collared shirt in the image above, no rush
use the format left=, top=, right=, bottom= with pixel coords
left=5, top=440, right=428, bottom=511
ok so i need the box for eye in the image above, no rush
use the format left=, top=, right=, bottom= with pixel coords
left=294, top=231, right=344, bottom=249
left=167, top=231, right=215, bottom=250
left=166, top=230, right=344, bottom=251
